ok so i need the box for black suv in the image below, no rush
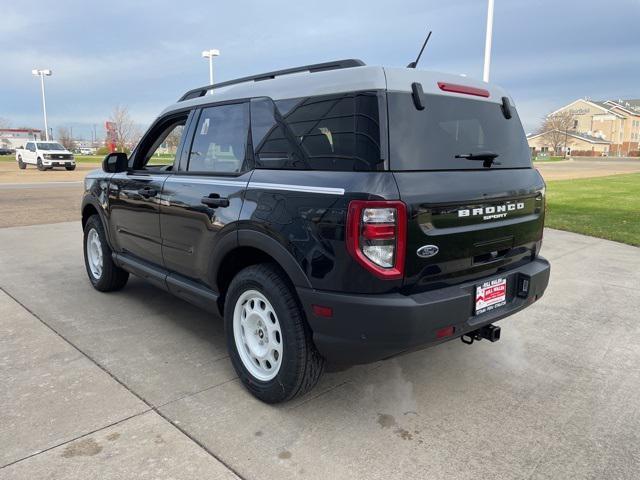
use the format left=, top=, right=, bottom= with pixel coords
left=82, top=59, right=550, bottom=403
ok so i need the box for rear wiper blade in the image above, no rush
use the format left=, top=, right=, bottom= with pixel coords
left=455, top=151, right=501, bottom=167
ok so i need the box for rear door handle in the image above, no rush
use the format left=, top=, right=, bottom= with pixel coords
left=201, top=194, right=229, bottom=208
left=137, top=187, right=157, bottom=198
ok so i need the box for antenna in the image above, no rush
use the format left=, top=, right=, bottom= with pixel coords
left=407, top=31, right=432, bottom=69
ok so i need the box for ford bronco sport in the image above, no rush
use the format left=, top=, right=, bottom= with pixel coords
left=81, top=59, right=550, bottom=403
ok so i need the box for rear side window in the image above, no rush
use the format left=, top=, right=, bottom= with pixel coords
left=188, top=103, right=250, bottom=173
left=388, top=92, right=531, bottom=170
left=251, top=91, right=384, bottom=171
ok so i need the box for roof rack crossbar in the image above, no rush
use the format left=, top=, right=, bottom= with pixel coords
left=178, top=59, right=365, bottom=102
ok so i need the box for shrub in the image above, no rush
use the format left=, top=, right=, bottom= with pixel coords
left=95, top=146, right=130, bottom=156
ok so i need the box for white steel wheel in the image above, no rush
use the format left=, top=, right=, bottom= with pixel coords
left=233, top=289, right=283, bottom=381
left=86, top=228, right=103, bottom=279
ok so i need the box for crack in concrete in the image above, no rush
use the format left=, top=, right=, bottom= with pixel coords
left=0, top=286, right=246, bottom=480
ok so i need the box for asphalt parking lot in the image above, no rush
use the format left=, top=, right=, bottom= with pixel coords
left=1, top=222, right=639, bottom=479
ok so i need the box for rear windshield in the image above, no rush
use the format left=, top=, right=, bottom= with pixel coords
left=388, top=92, right=531, bottom=170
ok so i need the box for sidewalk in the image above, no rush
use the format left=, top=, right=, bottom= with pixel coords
left=0, top=289, right=237, bottom=479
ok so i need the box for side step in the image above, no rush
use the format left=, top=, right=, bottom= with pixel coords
left=112, top=252, right=220, bottom=313
left=461, top=324, right=501, bottom=345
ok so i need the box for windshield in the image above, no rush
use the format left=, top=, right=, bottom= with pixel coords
left=388, top=93, right=531, bottom=170
left=37, top=142, right=66, bottom=151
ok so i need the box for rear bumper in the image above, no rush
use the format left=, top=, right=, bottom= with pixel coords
left=297, top=257, right=550, bottom=365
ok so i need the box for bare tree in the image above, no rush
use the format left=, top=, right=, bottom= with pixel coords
left=537, top=111, right=574, bottom=154
left=164, top=125, right=184, bottom=154
left=57, top=126, right=76, bottom=150
left=109, top=105, right=136, bottom=152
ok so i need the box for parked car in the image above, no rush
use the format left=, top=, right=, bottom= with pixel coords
left=15, top=141, right=76, bottom=170
left=0, top=147, right=15, bottom=155
left=81, top=59, right=550, bottom=403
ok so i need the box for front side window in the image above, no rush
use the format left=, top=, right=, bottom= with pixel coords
left=188, top=103, right=250, bottom=173
left=145, top=123, right=185, bottom=167
left=133, top=114, right=188, bottom=170
left=251, top=91, right=384, bottom=171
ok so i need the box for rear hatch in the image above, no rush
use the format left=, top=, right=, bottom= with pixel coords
left=386, top=82, right=545, bottom=294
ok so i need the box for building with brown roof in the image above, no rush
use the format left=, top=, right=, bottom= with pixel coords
left=528, top=98, right=640, bottom=156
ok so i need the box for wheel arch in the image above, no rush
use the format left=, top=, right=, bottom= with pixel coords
left=81, top=203, right=99, bottom=229
left=214, top=229, right=312, bottom=312
left=81, top=197, right=115, bottom=250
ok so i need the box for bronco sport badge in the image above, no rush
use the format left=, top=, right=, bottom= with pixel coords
left=458, top=202, right=525, bottom=221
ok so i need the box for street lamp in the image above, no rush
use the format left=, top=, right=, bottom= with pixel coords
left=32, top=69, right=52, bottom=141
left=201, top=49, right=220, bottom=90
left=482, top=0, right=495, bottom=82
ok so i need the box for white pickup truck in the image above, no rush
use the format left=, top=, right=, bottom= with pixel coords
left=16, top=141, right=76, bottom=171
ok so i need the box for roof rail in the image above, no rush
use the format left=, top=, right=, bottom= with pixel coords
left=178, top=59, right=366, bottom=102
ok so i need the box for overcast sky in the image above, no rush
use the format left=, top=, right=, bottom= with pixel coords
left=2, top=0, right=639, bottom=139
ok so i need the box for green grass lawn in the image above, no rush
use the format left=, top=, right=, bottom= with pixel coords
left=0, top=154, right=101, bottom=163
left=1, top=154, right=171, bottom=164
left=546, top=173, right=640, bottom=246
left=533, top=156, right=565, bottom=162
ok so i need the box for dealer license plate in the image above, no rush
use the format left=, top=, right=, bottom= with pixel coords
left=475, top=277, right=507, bottom=315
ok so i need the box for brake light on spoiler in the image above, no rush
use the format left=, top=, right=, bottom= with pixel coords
left=438, top=82, right=490, bottom=98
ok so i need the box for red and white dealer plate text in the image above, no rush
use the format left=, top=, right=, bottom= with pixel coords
left=475, top=277, right=507, bottom=315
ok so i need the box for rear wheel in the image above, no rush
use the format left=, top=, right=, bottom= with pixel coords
left=18, top=156, right=26, bottom=169
left=224, top=264, right=324, bottom=403
left=83, top=214, right=129, bottom=292
left=36, top=157, right=44, bottom=171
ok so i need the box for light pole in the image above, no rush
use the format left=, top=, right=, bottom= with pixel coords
left=201, top=49, right=220, bottom=90
left=32, top=69, right=52, bottom=141
left=482, top=0, right=495, bottom=82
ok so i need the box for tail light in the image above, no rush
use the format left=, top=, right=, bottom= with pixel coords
left=346, top=200, right=407, bottom=280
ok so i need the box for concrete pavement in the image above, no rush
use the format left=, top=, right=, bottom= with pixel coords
left=1, top=222, right=639, bottom=479
left=0, top=288, right=238, bottom=479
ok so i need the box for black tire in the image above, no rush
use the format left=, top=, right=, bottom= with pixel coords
left=18, top=157, right=26, bottom=169
left=65, top=165, right=76, bottom=171
left=36, top=157, right=44, bottom=171
left=224, top=263, right=325, bottom=403
left=83, top=214, right=129, bottom=292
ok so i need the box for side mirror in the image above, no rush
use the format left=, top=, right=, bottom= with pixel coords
left=102, top=152, right=128, bottom=173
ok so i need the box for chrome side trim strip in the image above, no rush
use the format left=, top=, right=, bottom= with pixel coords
left=163, top=176, right=344, bottom=195
left=165, top=176, right=247, bottom=187
left=248, top=182, right=345, bottom=195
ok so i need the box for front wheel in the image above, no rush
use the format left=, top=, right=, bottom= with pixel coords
left=36, top=158, right=44, bottom=171
left=224, top=264, right=324, bottom=403
left=65, top=165, right=76, bottom=171
left=83, top=214, right=129, bottom=291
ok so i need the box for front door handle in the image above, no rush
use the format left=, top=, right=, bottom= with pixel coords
left=137, top=187, right=157, bottom=198
left=201, top=194, right=230, bottom=208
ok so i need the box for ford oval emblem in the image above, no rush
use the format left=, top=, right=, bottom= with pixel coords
left=417, top=245, right=439, bottom=258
